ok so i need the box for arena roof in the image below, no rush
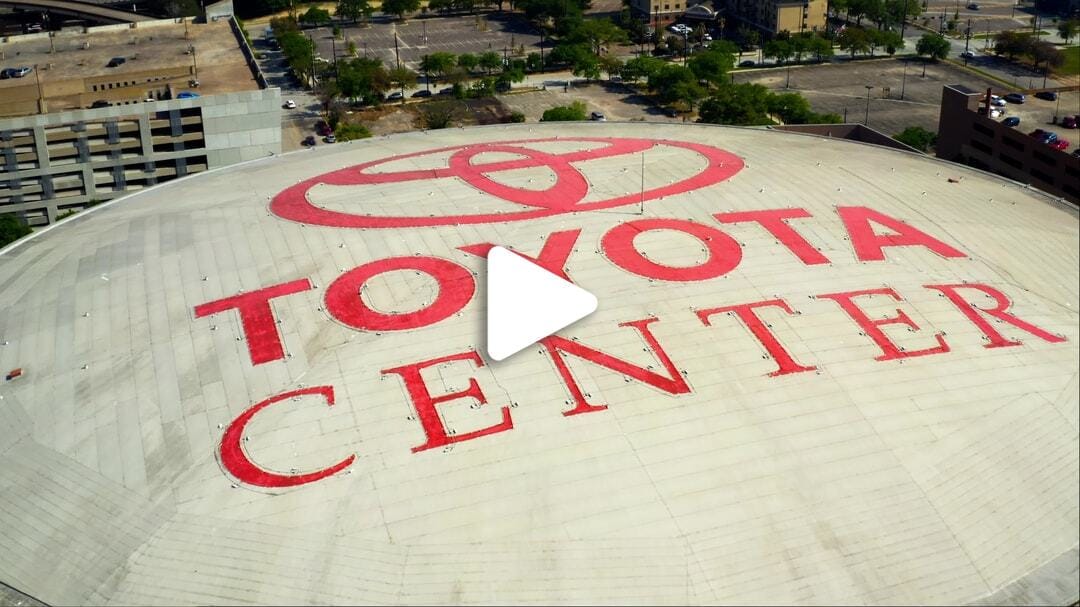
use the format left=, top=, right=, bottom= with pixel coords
left=0, top=123, right=1077, bottom=606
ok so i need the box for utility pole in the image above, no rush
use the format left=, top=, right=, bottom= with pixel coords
left=539, top=28, right=545, bottom=73
left=864, top=84, right=873, bottom=125
left=901, top=0, right=909, bottom=39
left=34, top=64, right=44, bottom=114
left=188, top=44, right=199, bottom=83
left=967, top=18, right=976, bottom=58
left=901, top=59, right=908, bottom=99
left=394, top=31, right=401, bottom=68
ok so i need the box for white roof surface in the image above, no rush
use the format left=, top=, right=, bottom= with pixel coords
left=0, top=123, right=1077, bottom=606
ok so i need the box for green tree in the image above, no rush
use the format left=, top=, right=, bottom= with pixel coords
left=382, top=0, right=421, bottom=20
left=299, top=6, right=332, bottom=27
left=478, top=51, right=503, bottom=73
left=807, top=36, right=834, bottom=61
left=764, top=39, right=794, bottom=63
left=620, top=55, right=665, bottom=82
left=994, top=30, right=1033, bottom=60
left=893, top=126, right=937, bottom=151
left=688, top=46, right=736, bottom=86
left=648, top=64, right=698, bottom=104
left=1030, top=40, right=1064, bottom=73
left=838, top=27, right=871, bottom=58
left=0, top=214, right=31, bottom=249
left=878, top=30, right=904, bottom=55
left=337, top=56, right=391, bottom=103
left=1057, top=19, right=1078, bottom=44
left=550, top=43, right=600, bottom=79
left=599, top=54, right=624, bottom=80
left=336, top=0, right=373, bottom=23
left=698, top=83, right=773, bottom=125
left=916, top=32, right=950, bottom=59
left=421, top=52, right=458, bottom=80
left=566, top=18, right=628, bottom=55
left=541, top=100, right=588, bottom=121
left=457, top=53, right=479, bottom=72
left=738, top=26, right=760, bottom=52
left=388, top=65, right=417, bottom=96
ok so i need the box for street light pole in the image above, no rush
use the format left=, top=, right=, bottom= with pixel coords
left=864, top=84, right=873, bottom=125
left=901, top=59, right=908, bottom=99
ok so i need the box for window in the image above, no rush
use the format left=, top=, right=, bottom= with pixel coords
left=1032, top=150, right=1056, bottom=166
left=998, top=153, right=1022, bottom=168
left=1002, top=136, right=1024, bottom=150
left=1031, top=168, right=1054, bottom=183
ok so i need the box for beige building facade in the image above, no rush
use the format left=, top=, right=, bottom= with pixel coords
left=728, top=0, right=827, bottom=36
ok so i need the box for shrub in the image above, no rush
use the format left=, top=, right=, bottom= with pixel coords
left=541, top=101, right=588, bottom=121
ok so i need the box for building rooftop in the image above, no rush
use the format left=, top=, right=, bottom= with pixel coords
left=0, top=123, right=1077, bottom=605
left=0, top=18, right=259, bottom=116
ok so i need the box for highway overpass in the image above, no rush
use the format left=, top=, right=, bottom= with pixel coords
left=0, top=0, right=151, bottom=24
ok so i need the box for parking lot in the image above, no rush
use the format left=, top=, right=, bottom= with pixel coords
left=731, top=57, right=1077, bottom=142
left=304, top=14, right=541, bottom=73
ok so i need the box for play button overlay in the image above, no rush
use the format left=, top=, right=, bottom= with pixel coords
left=487, top=246, right=598, bottom=361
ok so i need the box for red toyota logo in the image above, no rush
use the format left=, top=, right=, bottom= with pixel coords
left=270, top=137, right=744, bottom=228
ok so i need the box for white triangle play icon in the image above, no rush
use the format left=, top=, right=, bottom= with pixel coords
left=487, top=246, right=598, bottom=361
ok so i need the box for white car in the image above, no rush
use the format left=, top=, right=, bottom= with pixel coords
left=283, top=100, right=297, bottom=109
left=960, top=50, right=976, bottom=59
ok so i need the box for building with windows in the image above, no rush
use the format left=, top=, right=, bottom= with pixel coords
left=628, top=0, right=711, bottom=26
left=0, top=16, right=280, bottom=226
left=725, top=0, right=826, bottom=36
left=936, top=84, right=1079, bottom=204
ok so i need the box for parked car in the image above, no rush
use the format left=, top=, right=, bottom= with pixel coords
left=960, top=51, right=975, bottom=59
left=89, top=100, right=111, bottom=108
left=2, top=66, right=32, bottom=78
left=738, top=60, right=756, bottom=67
left=387, top=91, right=404, bottom=101
left=1049, top=138, right=1069, bottom=150
left=106, top=57, right=126, bottom=68
left=991, top=97, right=1006, bottom=107
left=966, top=2, right=979, bottom=8
left=283, top=99, right=297, bottom=109
left=411, top=89, right=432, bottom=98
left=1002, top=116, right=1020, bottom=127
left=1061, top=115, right=1078, bottom=129
left=176, top=91, right=200, bottom=99
left=590, top=111, right=606, bottom=122
left=1029, top=129, right=1057, bottom=144
left=324, top=134, right=337, bottom=144
left=1072, top=148, right=1080, bottom=158
left=1034, top=91, right=1058, bottom=101
left=1004, top=93, right=1026, bottom=104
left=302, top=135, right=316, bottom=146
left=437, top=87, right=454, bottom=96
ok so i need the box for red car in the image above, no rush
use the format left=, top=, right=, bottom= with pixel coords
left=1049, top=138, right=1069, bottom=151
